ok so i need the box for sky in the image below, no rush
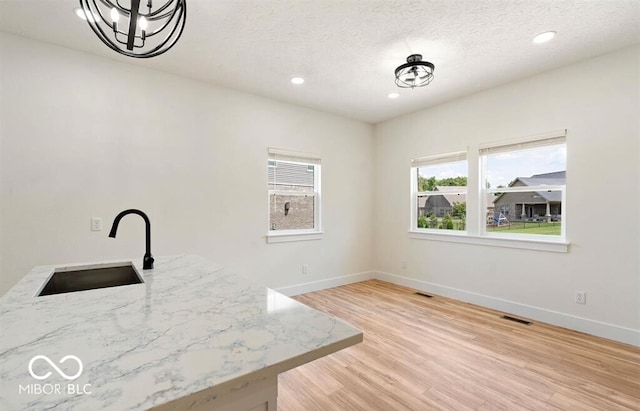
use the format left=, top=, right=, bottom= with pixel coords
left=418, top=145, right=566, bottom=188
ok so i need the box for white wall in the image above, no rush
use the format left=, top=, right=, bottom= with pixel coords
left=0, top=33, right=374, bottom=294
left=373, top=45, right=640, bottom=344
left=1, top=33, right=638, bottom=345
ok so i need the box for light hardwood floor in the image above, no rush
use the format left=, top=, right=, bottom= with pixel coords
left=278, top=280, right=640, bottom=411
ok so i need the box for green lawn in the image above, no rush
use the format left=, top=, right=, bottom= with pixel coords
left=419, top=217, right=562, bottom=236
left=486, top=221, right=561, bottom=236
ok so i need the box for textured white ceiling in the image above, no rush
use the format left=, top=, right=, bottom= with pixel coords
left=1, top=0, right=639, bottom=123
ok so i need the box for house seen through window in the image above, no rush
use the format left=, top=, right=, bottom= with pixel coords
left=411, top=152, right=468, bottom=232
left=410, top=130, right=567, bottom=245
left=268, top=149, right=321, bottom=234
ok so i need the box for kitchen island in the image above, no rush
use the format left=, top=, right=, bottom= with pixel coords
left=0, top=255, right=362, bottom=410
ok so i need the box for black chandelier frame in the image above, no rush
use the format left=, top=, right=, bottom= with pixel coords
left=78, top=0, right=186, bottom=58
left=395, top=54, right=435, bottom=89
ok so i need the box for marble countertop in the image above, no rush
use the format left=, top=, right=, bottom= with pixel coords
left=0, top=255, right=362, bottom=410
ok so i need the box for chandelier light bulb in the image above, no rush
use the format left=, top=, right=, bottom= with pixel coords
left=110, top=7, right=120, bottom=23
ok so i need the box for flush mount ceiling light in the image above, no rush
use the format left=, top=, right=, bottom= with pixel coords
left=394, top=54, right=435, bottom=89
left=533, top=31, right=556, bottom=44
left=77, top=0, right=186, bottom=58
left=290, top=77, right=305, bottom=85
left=387, top=92, right=400, bottom=99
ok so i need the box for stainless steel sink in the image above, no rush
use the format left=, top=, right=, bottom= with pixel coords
left=38, top=262, right=143, bottom=296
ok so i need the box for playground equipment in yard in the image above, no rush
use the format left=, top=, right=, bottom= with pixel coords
left=487, top=212, right=510, bottom=226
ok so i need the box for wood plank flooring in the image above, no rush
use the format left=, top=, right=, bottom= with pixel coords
left=277, top=280, right=640, bottom=411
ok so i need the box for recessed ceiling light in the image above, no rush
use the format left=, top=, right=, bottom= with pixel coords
left=290, top=77, right=305, bottom=85
left=533, top=31, right=556, bottom=44
left=388, top=92, right=400, bottom=99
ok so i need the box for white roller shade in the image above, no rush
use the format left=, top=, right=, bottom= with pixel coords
left=268, top=148, right=321, bottom=165
left=411, top=151, right=467, bottom=168
left=479, top=129, right=566, bottom=155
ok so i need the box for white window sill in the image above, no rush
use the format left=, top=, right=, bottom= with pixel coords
left=266, top=231, right=324, bottom=243
left=408, top=230, right=569, bottom=253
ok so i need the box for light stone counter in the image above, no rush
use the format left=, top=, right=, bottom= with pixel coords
left=0, top=255, right=362, bottom=410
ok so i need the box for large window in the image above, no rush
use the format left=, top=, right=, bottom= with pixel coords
left=480, top=131, right=567, bottom=240
left=409, top=130, right=568, bottom=251
left=267, top=148, right=321, bottom=241
left=411, top=151, right=468, bottom=232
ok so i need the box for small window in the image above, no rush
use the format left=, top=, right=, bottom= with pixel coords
left=268, top=148, right=321, bottom=238
left=411, top=151, right=468, bottom=232
left=481, top=131, right=566, bottom=239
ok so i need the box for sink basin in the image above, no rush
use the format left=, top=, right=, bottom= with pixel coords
left=38, top=262, right=143, bottom=296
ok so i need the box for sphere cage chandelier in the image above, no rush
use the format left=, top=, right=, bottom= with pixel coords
left=78, top=0, right=186, bottom=58
left=394, top=54, right=435, bottom=88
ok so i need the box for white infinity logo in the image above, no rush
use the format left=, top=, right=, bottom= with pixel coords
left=28, top=355, right=83, bottom=381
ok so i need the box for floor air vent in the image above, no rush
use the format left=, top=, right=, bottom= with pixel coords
left=415, top=292, right=433, bottom=298
left=501, top=315, right=532, bottom=326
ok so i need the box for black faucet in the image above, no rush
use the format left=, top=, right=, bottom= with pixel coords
left=109, top=209, right=154, bottom=270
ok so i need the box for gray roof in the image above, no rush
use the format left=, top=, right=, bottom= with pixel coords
left=434, top=186, right=466, bottom=205
left=495, top=171, right=565, bottom=203
left=517, top=171, right=565, bottom=187
left=530, top=171, right=566, bottom=179
left=417, top=186, right=494, bottom=209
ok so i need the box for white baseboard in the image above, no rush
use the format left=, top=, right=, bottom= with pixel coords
left=274, top=271, right=375, bottom=297
left=273, top=270, right=639, bottom=346
left=375, top=271, right=639, bottom=347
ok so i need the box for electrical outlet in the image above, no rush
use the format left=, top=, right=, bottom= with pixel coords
left=91, top=217, right=102, bottom=231
left=401, top=260, right=407, bottom=269
left=575, top=291, right=586, bottom=304
left=302, top=264, right=308, bottom=275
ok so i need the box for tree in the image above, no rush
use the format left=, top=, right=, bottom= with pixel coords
left=418, top=175, right=467, bottom=191
left=418, top=176, right=437, bottom=191
left=436, top=176, right=467, bottom=187
left=443, top=214, right=454, bottom=229
left=452, top=201, right=466, bottom=217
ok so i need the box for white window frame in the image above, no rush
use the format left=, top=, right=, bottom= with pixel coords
left=409, top=130, right=570, bottom=253
left=410, top=151, right=468, bottom=235
left=267, top=148, right=322, bottom=243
